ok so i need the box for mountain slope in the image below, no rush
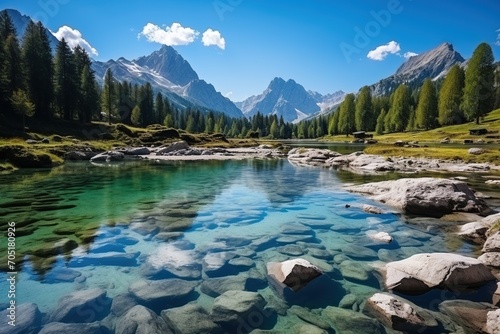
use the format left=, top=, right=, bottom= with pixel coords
left=371, top=42, right=465, bottom=96
left=238, top=78, right=342, bottom=123
left=5, top=8, right=59, bottom=51
left=91, top=45, right=243, bottom=118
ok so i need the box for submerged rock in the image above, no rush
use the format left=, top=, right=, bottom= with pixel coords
left=128, top=278, right=198, bottom=310
left=38, top=322, right=108, bottom=334
left=0, top=303, right=41, bottom=334
left=386, top=253, right=495, bottom=294
left=49, top=288, right=111, bottom=323
left=364, top=292, right=438, bottom=332
left=321, top=306, right=384, bottom=334
left=115, top=305, right=172, bottom=334
left=68, top=252, right=140, bottom=267
left=161, top=304, right=222, bottom=334
left=347, top=177, right=492, bottom=217
left=439, top=300, right=498, bottom=334
left=210, top=290, right=269, bottom=331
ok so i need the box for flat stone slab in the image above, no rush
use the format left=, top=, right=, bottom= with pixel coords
left=386, top=253, right=495, bottom=294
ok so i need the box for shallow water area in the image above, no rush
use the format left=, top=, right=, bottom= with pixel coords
left=0, top=159, right=493, bottom=332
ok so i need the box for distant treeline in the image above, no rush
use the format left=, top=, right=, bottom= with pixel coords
left=1, top=9, right=499, bottom=139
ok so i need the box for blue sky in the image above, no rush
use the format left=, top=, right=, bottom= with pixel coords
left=3, top=0, right=500, bottom=101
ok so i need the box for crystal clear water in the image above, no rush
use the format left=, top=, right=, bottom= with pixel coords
left=0, top=159, right=493, bottom=332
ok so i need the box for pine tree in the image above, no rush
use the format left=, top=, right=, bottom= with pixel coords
left=155, top=92, right=164, bottom=124
left=375, top=108, right=386, bottom=134
left=139, top=82, right=154, bottom=126
left=10, top=89, right=34, bottom=131
left=355, top=86, right=372, bottom=131
left=415, top=79, right=438, bottom=130
left=80, top=64, right=100, bottom=123
left=438, top=64, right=465, bottom=125
left=328, top=109, right=340, bottom=135
left=0, top=10, right=23, bottom=109
left=387, top=84, right=411, bottom=132
left=338, top=93, right=356, bottom=136
left=131, top=105, right=141, bottom=126
left=462, top=42, right=495, bottom=124
left=22, top=21, right=54, bottom=119
left=101, top=68, right=117, bottom=124
left=269, top=119, right=279, bottom=139
left=54, top=38, right=78, bottom=120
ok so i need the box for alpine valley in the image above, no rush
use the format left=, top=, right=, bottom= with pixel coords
left=8, top=8, right=473, bottom=123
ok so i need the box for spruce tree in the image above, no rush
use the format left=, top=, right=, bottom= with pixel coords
left=338, top=93, right=356, bottom=136
left=416, top=79, right=438, bottom=130
left=0, top=10, right=23, bottom=108
left=462, top=42, right=495, bottom=124
left=80, top=64, right=100, bottom=123
left=22, top=21, right=53, bottom=119
left=155, top=92, right=164, bottom=124
left=139, top=82, right=154, bottom=126
left=438, top=64, right=465, bottom=125
left=355, top=86, right=372, bottom=131
left=54, top=38, right=78, bottom=120
left=388, top=84, right=411, bottom=132
left=375, top=108, right=386, bottom=134
left=101, top=68, right=117, bottom=124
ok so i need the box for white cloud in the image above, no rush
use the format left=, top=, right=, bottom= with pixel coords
left=495, top=28, right=500, bottom=46
left=404, top=51, right=418, bottom=59
left=367, top=41, right=401, bottom=61
left=202, top=28, right=226, bottom=49
left=52, top=26, right=98, bottom=56
left=138, top=22, right=199, bottom=46
left=224, top=91, right=233, bottom=98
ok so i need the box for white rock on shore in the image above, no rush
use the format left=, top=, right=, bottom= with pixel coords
left=385, top=253, right=495, bottom=294
left=347, top=177, right=492, bottom=217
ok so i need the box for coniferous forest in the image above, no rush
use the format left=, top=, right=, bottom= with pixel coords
left=1, top=10, right=499, bottom=140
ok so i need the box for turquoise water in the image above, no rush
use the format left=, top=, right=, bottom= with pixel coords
left=0, top=159, right=490, bottom=332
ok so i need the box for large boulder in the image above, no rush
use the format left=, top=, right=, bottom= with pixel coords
left=386, top=253, right=495, bottom=294
left=267, top=258, right=322, bottom=292
left=364, top=293, right=438, bottom=332
left=89, top=151, right=124, bottom=162
left=49, top=288, right=111, bottom=323
left=459, top=213, right=500, bottom=244
left=128, top=278, right=198, bottom=311
left=347, top=177, right=492, bottom=217
left=142, top=244, right=201, bottom=280
left=487, top=309, right=500, bottom=334
left=0, top=303, right=41, bottom=334
left=156, top=141, right=189, bottom=155
left=161, top=304, right=222, bottom=334
left=484, top=232, right=500, bottom=253
left=115, top=305, right=172, bottom=334
left=287, top=148, right=340, bottom=166
left=210, top=290, right=270, bottom=332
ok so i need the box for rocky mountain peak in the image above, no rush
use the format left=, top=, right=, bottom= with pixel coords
left=134, top=44, right=198, bottom=86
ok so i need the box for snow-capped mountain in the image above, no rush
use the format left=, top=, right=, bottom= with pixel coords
left=5, top=8, right=59, bottom=51
left=92, top=45, right=244, bottom=118
left=371, top=42, right=465, bottom=96
left=236, top=77, right=345, bottom=123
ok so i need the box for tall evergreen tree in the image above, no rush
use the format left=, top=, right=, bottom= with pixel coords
left=355, top=86, right=372, bottom=131
left=139, top=82, right=154, bottom=126
left=155, top=92, right=164, bottom=124
left=375, top=108, right=386, bottom=135
left=54, top=38, right=78, bottom=120
left=416, top=79, right=438, bottom=130
left=338, top=93, right=356, bottom=136
left=387, top=84, right=411, bottom=132
left=462, top=42, right=495, bottom=124
left=101, top=68, right=117, bottom=124
left=80, top=64, right=99, bottom=123
left=0, top=11, right=23, bottom=110
left=22, top=21, right=54, bottom=119
left=438, top=64, right=465, bottom=125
